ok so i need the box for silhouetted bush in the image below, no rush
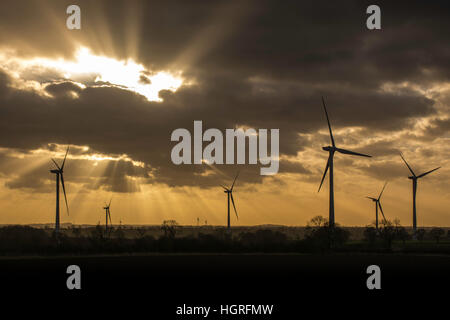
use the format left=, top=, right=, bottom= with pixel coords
left=363, top=226, right=377, bottom=245
left=0, top=226, right=52, bottom=254
left=395, top=226, right=411, bottom=244
left=161, top=220, right=178, bottom=238
left=0, top=224, right=448, bottom=256
left=416, top=229, right=426, bottom=241
left=430, top=228, right=445, bottom=243
left=91, top=224, right=104, bottom=240
left=305, top=226, right=350, bottom=251
left=378, top=222, right=395, bottom=250
left=238, top=230, right=288, bottom=252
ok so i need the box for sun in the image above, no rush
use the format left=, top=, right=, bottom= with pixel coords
left=69, top=47, right=183, bottom=101
left=0, top=46, right=184, bottom=102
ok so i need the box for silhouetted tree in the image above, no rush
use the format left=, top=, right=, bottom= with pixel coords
left=307, top=216, right=328, bottom=228
left=136, top=227, right=147, bottom=238
left=379, top=220, right=395, bottom=249
left=161, top=220, right=178, bottom=238
left=305, top=216, right=349, bottom=250
left=430, top=228, right=445, bottom=243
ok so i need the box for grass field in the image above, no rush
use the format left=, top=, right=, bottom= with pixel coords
left=1, top=252, right=449, bottom=309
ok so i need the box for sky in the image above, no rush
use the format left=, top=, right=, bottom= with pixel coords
left=0, top=0, right=449, bottom=227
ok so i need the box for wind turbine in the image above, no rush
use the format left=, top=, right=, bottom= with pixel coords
left=103, top=198, right=112, bottom=233
left=400, top=153, right=440, bottom=235
left=50, top=146, right=69, bottom=235
left=366, top=182, right=387, bottom=232
left=220, top=172, right=239, bottom=230
left=318, top=97, right=371, bottom=227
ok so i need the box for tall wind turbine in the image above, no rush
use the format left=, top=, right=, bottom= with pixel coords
left=318, top=97, right=371, bottom=227
left=220, top=172, right=239, bottom=230
left=400, top=153, right=440, bottom=235
left=103, top=198, right=112, bottom=233
left=50, top=146, right=69, bottom=235
left=366, top=182, right=387, bottom=232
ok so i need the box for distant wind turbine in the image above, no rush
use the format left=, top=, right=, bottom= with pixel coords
left=50, top=146, right=69, bottom=235
left=103, top=198, right=112, bottom=233
left=400, top=153, right=440, bottom=235
left=366, top=182, right=387, bottom=232
left=318, top=97, right=372, bottom=227
left=221, top=172, right=239, bottom=230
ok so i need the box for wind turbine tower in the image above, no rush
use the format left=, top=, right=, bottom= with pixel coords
left=50, top=146, right=70, bottom=235
left=400, top=153, right=440, bottom=236
left=318, top=97, right=372, bottom=227
left=103, top=198, right=112, bottom=233
left=366, top=182, right=388, bottom=232
left=221, top=172, right=239, bottom=230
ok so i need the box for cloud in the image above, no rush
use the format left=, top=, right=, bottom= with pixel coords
left=0, top=0, right=448, bottom=193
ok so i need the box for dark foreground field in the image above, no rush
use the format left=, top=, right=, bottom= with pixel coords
left=1, top=253, right=449, bottom=316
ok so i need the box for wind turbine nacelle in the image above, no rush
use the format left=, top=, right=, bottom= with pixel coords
left=50, top=169, right=60, bottom=174
left=408, top=176, right=415, bottom=180
left=322, top=146, right=333, bottom=151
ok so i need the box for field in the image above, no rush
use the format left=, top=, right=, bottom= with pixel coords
left=1, top=224, right=449, bottom=313
left=1, top=252, right=449, bottom=310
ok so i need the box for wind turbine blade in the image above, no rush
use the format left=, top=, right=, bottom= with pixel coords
left=220, top=184, right=228, bottom=191
left=336, top=148, right=371, bottom=157
left=399, top=152, right=416, bottom=177
left=230, top=171, right=240, bottom=191
left=60, top=174, right=69, bottom=215
left=109, top=211, right=112, bottom=225
left=61, top=146, right=69, bottom=170
left=322, top=97, right=335, bottom=147
left=51, top=159, right=61, bottom=170
left=318, top=155, right=331, bottom=192
left=378, top=182, right=387, bottom=201
left=108, top=197, right=112, bottom=207
left=417, top=167, right=441, bottom=178
left=378, top=201, right=386, bottom=222
left=366, top=196, right=376, bottom=200
left=230, top=193, right=238, bottom=219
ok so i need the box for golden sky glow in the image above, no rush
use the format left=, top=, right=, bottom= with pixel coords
left=0, top=1, right=449, bottom=228
left=0, top=140, right=449, bottom=227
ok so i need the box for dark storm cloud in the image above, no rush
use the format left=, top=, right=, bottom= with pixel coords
left=279, top=160, right=311, bottom=175
left=1, top=0, right=449, bottom=82
left=357, top=160, right=407, bottom=181
left=352, top=140, right=400, bottom=158
left=0, top=0, right=448, bottom=191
